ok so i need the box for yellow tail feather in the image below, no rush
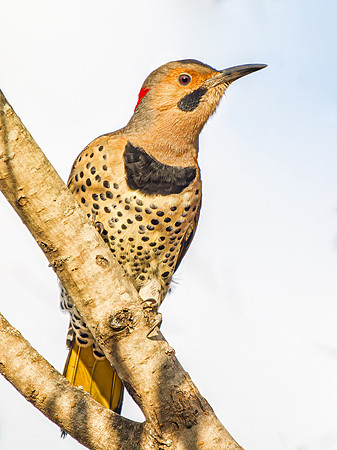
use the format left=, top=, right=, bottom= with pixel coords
left=64, top=341, right=123, bottom=412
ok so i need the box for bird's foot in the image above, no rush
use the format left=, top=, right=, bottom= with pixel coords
left=94, top=220, right=104, bottom=235
left=90, top=212, right=104, bottom=235
left=147, top=312, right=162, bottom=338
left=142, top=298, right=162, bottom=337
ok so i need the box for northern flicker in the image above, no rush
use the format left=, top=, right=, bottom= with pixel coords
left=61, top=59, right=266, bottom=413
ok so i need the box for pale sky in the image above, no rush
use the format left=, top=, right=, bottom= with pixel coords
left=1, top=1, right=337, bottom=449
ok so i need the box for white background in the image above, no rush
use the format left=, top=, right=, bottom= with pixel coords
left=1, top=1, right=337, bottom=449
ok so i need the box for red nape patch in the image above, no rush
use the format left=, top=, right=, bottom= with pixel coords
left=134, top=87, right=150, bottom=111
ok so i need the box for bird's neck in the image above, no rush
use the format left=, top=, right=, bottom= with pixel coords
left=123, top=111, right=200, bottom=167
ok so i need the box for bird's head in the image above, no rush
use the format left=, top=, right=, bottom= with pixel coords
left=125, top=59, right=266, bottom=157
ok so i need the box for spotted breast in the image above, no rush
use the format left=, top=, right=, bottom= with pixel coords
left=63, top=132, right=201, bottom=356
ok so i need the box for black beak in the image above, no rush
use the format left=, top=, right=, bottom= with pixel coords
left=206, top=63, right=267, bottom=87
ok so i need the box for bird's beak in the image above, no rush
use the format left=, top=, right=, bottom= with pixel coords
left=205, top=64, right=267, bottom=88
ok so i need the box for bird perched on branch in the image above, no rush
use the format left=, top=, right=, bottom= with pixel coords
left=61, top=59, right=266, bottom=413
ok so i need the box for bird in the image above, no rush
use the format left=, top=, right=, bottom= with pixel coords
left=60, top=59, right=266, bottom=414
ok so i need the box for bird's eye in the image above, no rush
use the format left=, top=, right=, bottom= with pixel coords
left=178, top=74, right=192, bottom=86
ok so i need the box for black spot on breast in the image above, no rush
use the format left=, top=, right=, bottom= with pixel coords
left=124, top=142, right=196, bottom=196
left=177, top=86, right=208, bottom=112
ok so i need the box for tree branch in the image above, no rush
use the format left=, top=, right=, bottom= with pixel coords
left=0, top=89, right=242, bottom=449
left=0, top=313, right=143, bottom=449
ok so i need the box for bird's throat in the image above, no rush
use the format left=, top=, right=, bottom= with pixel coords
left=124, top=124, right=199, bottom=167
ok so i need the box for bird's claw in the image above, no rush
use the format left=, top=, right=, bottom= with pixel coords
left=142, top=298, right=158, bottom=310
left=94, top=220, right=104, bottom=235
left=146, top=312, right=162, bottom=338
left=141, top=298, right=162, bottom=337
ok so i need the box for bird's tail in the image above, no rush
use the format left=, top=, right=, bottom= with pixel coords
left=63, top=340, right=123, bottom=412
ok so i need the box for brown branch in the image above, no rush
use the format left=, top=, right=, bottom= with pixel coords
left=0, top=89, right=242, bottom=449
left=0, top=313, right=143, bottom=449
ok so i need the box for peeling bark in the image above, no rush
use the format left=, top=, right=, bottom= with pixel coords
left=0, top=90, right=242, bottom=449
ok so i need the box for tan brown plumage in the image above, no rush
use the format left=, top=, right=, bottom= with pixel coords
left=61, top=59, right=266, bottom=412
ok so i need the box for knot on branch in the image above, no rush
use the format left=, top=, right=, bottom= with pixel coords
left=17, top=196, right=28, bottom=206
left=95, top=254, right=110, bottom=268
left=110, top=308, right=134, bottom=333
left=166, top=388, right=203, bottom=431
left=39, top=241, right=57, bottom=254
left=50, top=257, right=68, bottom=271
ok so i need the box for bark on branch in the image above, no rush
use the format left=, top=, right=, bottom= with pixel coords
left=0, top=90, right=242, bottom=449
left=0, top=313, right=143, bottom=449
